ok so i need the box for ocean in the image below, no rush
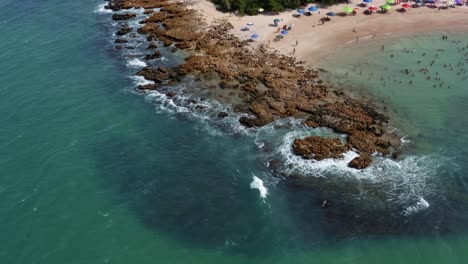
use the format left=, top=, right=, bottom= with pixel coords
left=1, top=0, right=468, bottom=263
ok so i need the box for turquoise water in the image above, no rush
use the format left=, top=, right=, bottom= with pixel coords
left=1, top=0, right=468, bottom=263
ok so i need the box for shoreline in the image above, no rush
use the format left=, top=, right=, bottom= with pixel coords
left=102, top=0, right=466, bottom=171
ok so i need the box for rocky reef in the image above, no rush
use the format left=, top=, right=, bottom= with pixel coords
left=106, top=0, right=401, bottom=169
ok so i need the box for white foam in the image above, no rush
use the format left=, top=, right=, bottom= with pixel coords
left=95, top=3, right=112, bottom=13
left=131, top=76, right=154, bottom=86
left=403, top=197, right=430, bottom=216
left=250, top=176, right=268, bottom=199
left=127, top=58, right=147, bottom=68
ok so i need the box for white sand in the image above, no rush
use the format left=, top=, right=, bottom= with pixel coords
left=187, top=0, right=468, bottom=66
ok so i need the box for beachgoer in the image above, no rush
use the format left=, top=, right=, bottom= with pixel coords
left=381, top=45, right=384, bottom=51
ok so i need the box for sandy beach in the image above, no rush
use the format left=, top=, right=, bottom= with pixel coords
left=189, top=1, right=468, bottom=67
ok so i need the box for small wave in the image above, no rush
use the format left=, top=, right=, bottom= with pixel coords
left=95, top=3, right=112, bottom=14
left=131, top=76, right=154, bottom=86
left=403, top=197, right=430, bottom=216
left=127, top=58, right=147, bottom=68
left=250, top=176, right=268, bottom=199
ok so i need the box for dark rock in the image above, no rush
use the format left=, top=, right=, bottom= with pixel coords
left=112, top=13, right=137, bottom=21
left=166, top=91, right=176, bottom=98
left=137, top=84, right=159, bottom=90
left=144, top=51, right=162, bottom=60
left=136, top=67, right=170, bottom=83
left=218, top=112, right=228, bottom=118
left=114, top=38, right=129, bottom=44
left=116, top=26, right=132, bottom=36
left=147, top=42, right=158, bottom=49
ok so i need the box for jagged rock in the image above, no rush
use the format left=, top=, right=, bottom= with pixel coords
left=136, top=67, right=170, bottom=83
left=292, top=136, right=350, bottom=160
left=166, top=91, right=176, bottom=98
left=144, top=51, right=161, bottom=60
left=137, top=84, right=159, bottom=90
left=348, top=154, right=373, bottom=169
left=114, top=38, right=128, bottom=44
left=112, top=13, right=137, bottom=20
left=116, top=26, right=132, bottom=36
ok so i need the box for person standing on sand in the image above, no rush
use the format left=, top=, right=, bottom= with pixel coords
left=381, top=45, right=384, bottom=51
left=296, top=40, right=298, bottom=46
left=293, top=48, right=296, bottom=54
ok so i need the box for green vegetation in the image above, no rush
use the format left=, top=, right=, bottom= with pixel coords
left=209, top=0, right=342, bottom=15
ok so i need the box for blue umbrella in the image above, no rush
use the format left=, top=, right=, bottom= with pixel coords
left=308, top=6, right=319, bottom=11
left=426, top=0, right=434, bottom=2
left=297, top=9, right=306, bottom=14
left=251, top=34, right=260, bottom=39
left=326, top=12, right=336, bottom=16
left=363, top=0, right=373, bottom=3
left=281, top=30, right=289, bottom=35
left=415, top=0, right=422, bottom=2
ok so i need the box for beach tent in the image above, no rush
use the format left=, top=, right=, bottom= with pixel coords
left=251, top=34, right=260, bottom=39
left=281, top=30, right=289, bottom=35
left=308, top=6, right=319, bottom=11
left=401, top=3, right=412, bottom=7
left=343, top=6, right=354, bottom=13
left=326, top=12, right=337, bottom=16
left=368, top=6, right=379, bottom=10
left=381, top=4, right=392, bottom=10
left=297, top=9, right=306, bottom=14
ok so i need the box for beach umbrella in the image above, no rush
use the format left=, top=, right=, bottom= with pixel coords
left=402, top=3, right=411, bottom=7
left=368, top=6, right=379, bottom=10
left=455, top=0, right=462, bottom=4
left=381, top=4, right=392, bottom=10
left=274, top=18, right=281, bottom=24
left=251, top=34, right=260, bottom=39
left=281, top=30, right=289, bottom=35
left=258, top=8, right=264, bottom=13
left=297, top=9, right=306, bottom=14
left=247, top=22, right=254, bottom=26
left=415, top=0, right=422, bottom=3
left=308, top=6, right=319, bottom=12
left=426, top=0, right=435, bottom=2
left=387, top=0, right=396, bottom=4
left=363, top=0, right=373, bottom=2
left=343, top=6, right=353, bottom=13
left=326, top=12, right=337, bottom=16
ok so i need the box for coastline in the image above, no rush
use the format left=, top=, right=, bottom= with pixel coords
left=102, top=0, right=466, bottom=171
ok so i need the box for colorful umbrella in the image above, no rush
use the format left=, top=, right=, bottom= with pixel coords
left=281, top=30, right=289, bottom=35
left=247, top=22, right=254, bottom=26
left=381, top=4, right=392, bottom=10
left=387, top=0, right=396, bottom=4
left=308, top=6, right=319, bottom=12
left=401, top=3, right=411, bottom=7
left=364, top=0, right=373, bottom=2
left=297, top=9, right=306, bottom=14
left=456, top=0, right=463, bottom=3
left=273, top=18, right=281, bottom=23
left=326, top=12, right=337, bottom=16
left=343, top=6, right=353, bottom=13
left=369, top=6, right=379, bottom=10
left=251, top=34, right=260, bottom=39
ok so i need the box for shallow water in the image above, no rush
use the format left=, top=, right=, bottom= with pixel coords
left=1, top=0, right=468, bottom=263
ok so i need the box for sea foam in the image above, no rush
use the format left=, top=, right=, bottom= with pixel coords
left=250, top=176, right=268, bottom=199
left=95, top=3, right=112, bottom=14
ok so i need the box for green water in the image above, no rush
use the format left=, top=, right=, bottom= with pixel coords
left=1, top=0, right=468, bottom=263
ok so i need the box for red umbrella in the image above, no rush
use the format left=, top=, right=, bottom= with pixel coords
left=401, top=3, right=411, bottom=8
left=368, top=6, right=379, bottom=11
